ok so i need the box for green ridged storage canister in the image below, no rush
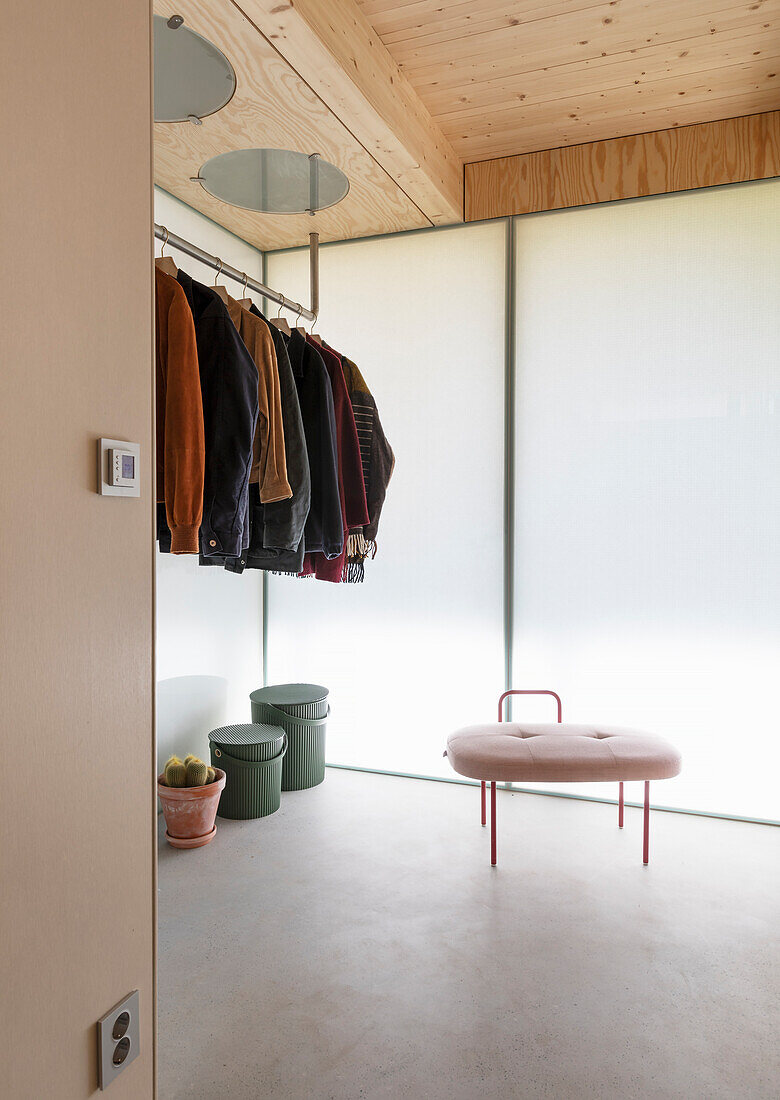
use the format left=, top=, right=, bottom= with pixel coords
left=208, top=723, right=287, bottom=819
left=249, top=683, right=329, bottom=791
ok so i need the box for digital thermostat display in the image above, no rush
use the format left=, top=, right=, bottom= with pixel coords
left=107, top=445, right=140, bottom=490
left=98, top=439, right=140, bottom=497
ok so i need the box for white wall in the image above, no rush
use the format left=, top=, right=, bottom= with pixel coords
left=1, top=4, right=155, bottom=1094
left=154, top=189, right=264, bottom=772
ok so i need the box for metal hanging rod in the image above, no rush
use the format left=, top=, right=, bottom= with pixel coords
left=154, top=223, right=319, bottom=322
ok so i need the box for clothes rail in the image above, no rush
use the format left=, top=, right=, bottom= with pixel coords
left=154, top=223, right=319, bottom=322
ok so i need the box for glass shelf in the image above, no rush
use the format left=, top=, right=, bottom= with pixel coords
left=194, top=149, right=349, bottom=214
left=154, top=14, right=236, bottom=124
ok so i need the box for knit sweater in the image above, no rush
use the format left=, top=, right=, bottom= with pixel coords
left=338, top=352, right=395, bottom=545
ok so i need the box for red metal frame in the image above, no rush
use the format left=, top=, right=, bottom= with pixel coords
left=498, top=688, right=562, bottom=724
left=482, top=689, right=652, bottom=868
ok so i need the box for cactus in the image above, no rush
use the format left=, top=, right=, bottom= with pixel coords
left=164, top=760, right=187, bottom=787
left=161, top=753, right=214, bottom=787
left=185, top=760, right=209, bottom=787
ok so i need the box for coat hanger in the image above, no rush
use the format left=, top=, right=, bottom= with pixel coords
left=212, top=258, right=229, bottom=304
left=269, top=299, right=291, bottom=337
left=238, top=273, right=253, bottom=310
left=294, top=304, right=307, bottom=336
left=155, top=228, right=178, bottom=277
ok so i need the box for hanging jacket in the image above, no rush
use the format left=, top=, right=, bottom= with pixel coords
left=225, top=295, right=291, bottom=503
left=284, top=330, right=343, bottom=560
left=302, top=339, right=368, bottom=583
left=249, top=306, right=310, bottom=553
left=207, top=309, right=312, bottom=576
left=176, top=270, right=259, bottom=558
left=154, top=267, right=205, bottom=554
left=333, top=350, right=394, bottom=573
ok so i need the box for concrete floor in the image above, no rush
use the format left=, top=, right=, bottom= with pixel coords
left=158, top=769, right=779, bottom=1100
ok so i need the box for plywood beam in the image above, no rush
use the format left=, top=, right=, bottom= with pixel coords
left=465, top=110, right=780, bottom=221
left=154, top=0, right=429, bottom=250
left=234, top=0, right=463, bottom=224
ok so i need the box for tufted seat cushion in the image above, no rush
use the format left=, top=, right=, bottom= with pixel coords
left=446, top=723, right=681, bottom=783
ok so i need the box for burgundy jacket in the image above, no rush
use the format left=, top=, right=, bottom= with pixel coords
left=302, top=339, right=368, bottom=582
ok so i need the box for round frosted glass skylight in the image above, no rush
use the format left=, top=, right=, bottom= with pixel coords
left=154, top=14, right=236, bottom=123
left=193, top=149, right=350, bottom=214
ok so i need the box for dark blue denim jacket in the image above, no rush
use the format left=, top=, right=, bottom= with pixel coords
left=176, top=270, right=259, bottom=559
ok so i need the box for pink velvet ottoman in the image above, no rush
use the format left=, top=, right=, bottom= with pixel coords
left=446, top=690, right=681, bottom=866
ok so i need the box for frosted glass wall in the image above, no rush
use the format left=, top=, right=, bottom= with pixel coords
left=512, top=180, right=780, bottom=819
left=266, top=222, right=506, bottom=778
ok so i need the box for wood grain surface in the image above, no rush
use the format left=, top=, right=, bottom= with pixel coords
left=358, top=0, right=780, bottom=162
left=236, top=0, right=462, bottom=223
left=154, top=0, right=431, bottom=250
left=465, top=110, right=780, bottom=219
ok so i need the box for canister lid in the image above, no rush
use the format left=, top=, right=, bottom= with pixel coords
left=250, top=683, right=329, bottom=706
left=208, top=722, right=285, bottom=746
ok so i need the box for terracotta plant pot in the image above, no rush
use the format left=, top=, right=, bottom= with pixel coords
left=157, top=768, right=226, bottom=849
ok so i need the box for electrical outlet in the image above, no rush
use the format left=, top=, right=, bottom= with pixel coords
left=97, top=991, right=139, bottom=1089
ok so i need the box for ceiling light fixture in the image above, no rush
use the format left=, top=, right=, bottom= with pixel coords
left=153, top=14, right=236, bottom=125
left=190, top=148, right=350, bottom=215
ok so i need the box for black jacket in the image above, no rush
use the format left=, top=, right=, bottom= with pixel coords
left=176, top=271, right=259, bottom=558
left=249, top=308, right=311, bottom=552
left=224, top=484, right=306, bottom=575
left=284, top=330, right=343, bottom=559
left=210, top=313, right=313, bottom=576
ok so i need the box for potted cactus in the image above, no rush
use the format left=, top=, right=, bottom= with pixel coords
left=157, top=754, right=226, bottom=849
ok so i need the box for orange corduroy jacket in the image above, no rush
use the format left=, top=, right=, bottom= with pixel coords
left=226, top=295, right=292, bottom=504
left=155, top=266, right=205, bottom=553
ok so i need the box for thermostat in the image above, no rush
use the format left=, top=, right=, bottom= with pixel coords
left=110, top=448, right=136, bottom=487
left=98, top=438, right=141, bottom=497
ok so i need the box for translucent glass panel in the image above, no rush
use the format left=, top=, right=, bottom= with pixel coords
left=153, top=14, right=236, bottom=123
left=197, top=149, right=349, bottom=214
left=266, top=222, right=506, bottom=778
left=512, top=180, right=780, bottom=819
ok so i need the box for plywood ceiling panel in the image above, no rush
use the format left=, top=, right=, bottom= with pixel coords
left=357, top=0, right=780, bottom=161
left=465, top=110, right=780, bottom=219
left=153, top=0, right=430, bottom=250
left=236, top=0, right=463, bottom=222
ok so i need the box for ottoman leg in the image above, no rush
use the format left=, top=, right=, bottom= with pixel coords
left=490, top=782, right=497, bottom=867
left=481, top=781, right=486, bottom=827
left=618, top=782, right=624, bottom=828
left=643, top=781, right=650, bottom=865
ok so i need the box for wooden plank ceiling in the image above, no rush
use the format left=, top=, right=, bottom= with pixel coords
left=155, top=0, right=780, bottom=248
left=357, top=0, right=780, bottom=162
